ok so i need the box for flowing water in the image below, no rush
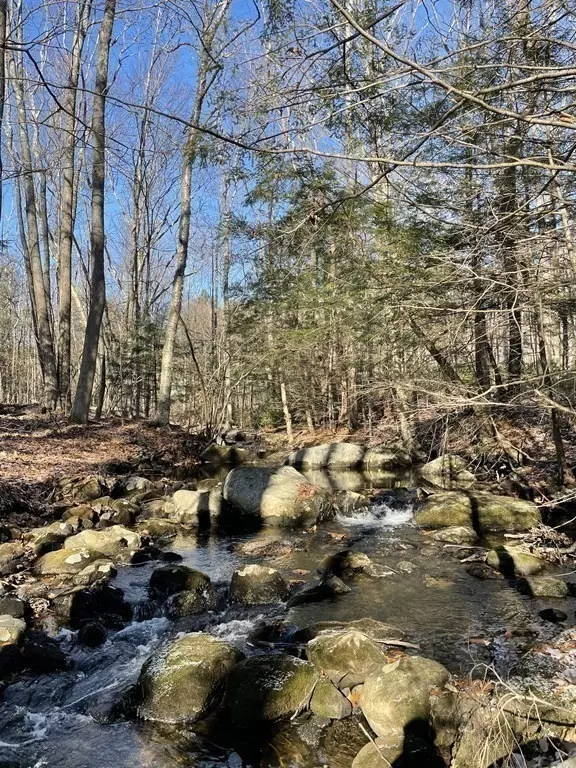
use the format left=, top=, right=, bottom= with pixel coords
left=1, top=469, right=574, bottom=768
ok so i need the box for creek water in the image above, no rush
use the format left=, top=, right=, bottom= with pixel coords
left=1, top=468, right=574, bottom=768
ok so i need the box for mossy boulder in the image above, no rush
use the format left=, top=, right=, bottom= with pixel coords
left=64, top=526, right=141, bottom=562
left=149, top=564, right=213, bottom=603
left=516, top=576, right=568, bottom=598
left=137, top=632, right=243, bottom=723
left=229, top=564, right=288, bottom=605
left=415, top=491, right=540, bottom=533
left=310, top=677, right=352, bottom=719
left=486, top=546, right=544, bottom=577
left=363, top=446, right=412, bottom=469
left=33, top=547, right=101, bottom=576
left=360, top=655, right=450, bottom=739
left=307, top=629, right=388, bottom=688
left=223, top=654, right=319, bottom=725
left=223, top=466, right=334, bottom=527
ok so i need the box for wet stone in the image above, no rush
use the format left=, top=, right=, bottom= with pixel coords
left=78, top=621, right=108, bottom=647
left=229, top=564, right=288, bottom=605
left=149, top=564, right=213, bottom=602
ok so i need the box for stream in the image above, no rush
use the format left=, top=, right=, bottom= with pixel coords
left=1, top=468, right=575, bottom=768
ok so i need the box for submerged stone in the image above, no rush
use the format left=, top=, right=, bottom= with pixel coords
left=431, top=526, right=478, bottom=545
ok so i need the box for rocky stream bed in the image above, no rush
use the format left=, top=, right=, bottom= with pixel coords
left=1, top=445, right=576, bottom=768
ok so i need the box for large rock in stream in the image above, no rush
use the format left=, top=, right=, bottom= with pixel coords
left=229, top=564, right=288, bottom=605
left=222, top=466, right=334, bottom=527
left=223, top=654, right=319, bottom=725
left=360, top=655, right=450, bottom=739
left=287, top=442, right=411, bottom=470
left=415, top=490, right=540, bottom=533
left=137, top=632, right=243, bottom=723
left=307, top=629, right=388, bottom=688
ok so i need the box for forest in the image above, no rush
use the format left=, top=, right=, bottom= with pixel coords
left=1, top=2, right=576, bottom=767
left=1, top=0, right=575, bottom=475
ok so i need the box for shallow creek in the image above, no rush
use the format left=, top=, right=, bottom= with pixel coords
left=1, top=468, right=574, bottom=768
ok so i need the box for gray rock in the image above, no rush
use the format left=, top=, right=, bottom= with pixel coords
left=72, top=559, right=117, bottom=586
left=319, top=550, right=372, bottom=579
left=149, top=564, right=213, bottom=602
left=288, top=443, right=365, bottom=469
left=229, top=564, right=288, bottom=605
left=360, top=655, right=450, bottom=738
left=171, top=489, right=212, bottom=525
left=165, top=589, right=214, bottom=619
left=516, top=576, right=568, bottom=598
left=59, top=475, right=107, bottom=502
left=64, top=526, right=141, bottom=561
left=415, top=491, right=540, bottom=533
left=223, top=466, right=334, bottom=527
left=352, top=737, right=403, bottom=768
left=34, top=547, right=101, bottom=576
left=26, top=521, right=73, bottom=555
left=431, top=526, right=478, bottom=545
left=51, top=583, right=132, bottom=628
left=485, top=546, right=544, bottom=577
left=287, top=575, right=351, bottom=607
left=307, top=629, right=388, bottom=688
left=0, top=596, right=28, bottom=620
left=466, top=562, right=504, bottom=580
left=310, top=678, right=352, bottom=719
left=295, top=618, right=404, bottom=644
left=138, top=632, right=242, bottom=723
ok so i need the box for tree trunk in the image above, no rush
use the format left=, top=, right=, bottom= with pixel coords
left=154, top=0, right=230, bottom=425
left=8, top=32, right=58, bottom=408
left=58, top=0, right=92, bottom=411
left=70, top=0, right=116, bottom=423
